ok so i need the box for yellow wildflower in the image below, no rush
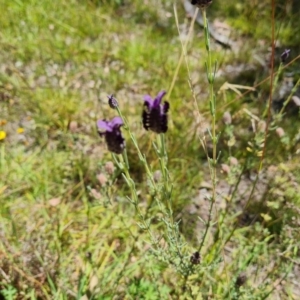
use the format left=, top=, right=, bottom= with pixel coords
left=0, top=131, right=6, bottom=140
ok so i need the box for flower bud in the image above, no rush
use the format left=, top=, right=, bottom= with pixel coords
left=280, top=49, right=290, bottom=63
left=97, top=173, right=107, bottom=186
left=153, top=170, right=162, bottom=183
left=90, top=189, right=101, bottom=199
left=105, top=161, right=115, bottom=175
left=276, top=127, right=285, bottom=138
left=107, top=94, right=118, bottom=109
left=69, top=121, right=78, bottom=133
left=222, top=111, right=232, bottom=125
left=221, top=164, right=230, bottom=175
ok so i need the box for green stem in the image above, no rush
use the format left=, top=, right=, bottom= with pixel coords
left=117, top=152, right=158, bottom=246
left=157, top=134, right=169, bottom=194
left=279, top=77, right=300, bottom=116
left=155, top=134, right=173, bottom=219
left=116, top=106, right=156, bottom=189
left=198, top=8, right=217, bottom=253
left=263, top=63, right=283, bottom=118
left=116, top=106, right=170, bottom=219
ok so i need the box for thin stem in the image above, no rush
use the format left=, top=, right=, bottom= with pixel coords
left=170, top=4, right=199, bottom=102
left=174, top=5, right=206, bottom=139
left=259, top=0, right=276, bottom=170
left=207, top=54, right=300, bottom=117
left=117, top=153, right=159, bottom=246
left=263, top=63, right=283, bottom=118
left=116, top=106, right=156, bottom=189
left=198, top=8, right=217, bottom=253
left=115, top=106, right=168, bottom=218
left=279, top=77, right=300, bottom=116
left=156, top=133, right=176, bottom=229
left=157, top=134, right=170, bottom=198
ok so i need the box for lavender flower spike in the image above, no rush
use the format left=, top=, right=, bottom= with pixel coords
left=97, top=117, right=125, bottom=154
left=142, top=90, right=170, bottom=134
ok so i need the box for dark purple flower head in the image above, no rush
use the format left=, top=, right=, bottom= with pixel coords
left=191, top=0, right=212, bottom=9
left=190, top=251, right=201, bottom=265
left=107, top=94, right=118, bottom=109
left=281, top=49, right=290, bottom=63
left=97, top=117, right=125, bottom=154
left=142, top=90, right=169, bottom=134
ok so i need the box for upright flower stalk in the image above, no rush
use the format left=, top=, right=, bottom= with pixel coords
left=104, top=95, right=157, bottom=190
left=141, top=91, right=186, bottom=269
left=101, top=94, right=172, bottom=213
left=142, top=90, right=172, bottom=205
left=97, top=93, right=187, bottom=272
left=97, top=96, right=162, bottom=245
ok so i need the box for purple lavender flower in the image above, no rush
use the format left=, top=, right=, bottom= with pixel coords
left=142, top=90, right=169, bottom=134
left=191, top=0, right=212, bottom=9
left=281, top=49, right=290, bottom=63
left=97, top=117, right=125, bottom=154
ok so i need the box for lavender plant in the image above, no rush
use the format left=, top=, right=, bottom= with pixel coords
left=97, top=93, right=195, bottom=280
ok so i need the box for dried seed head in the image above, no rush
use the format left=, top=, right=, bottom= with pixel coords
left=235, top=274, right=247, bottom=288
left=222, top=111, right=232, bottom=125
left=105, top=161, right=115, bottom=175
left=97, top=173, right=107, bottom=186
left=86, top=252, right=92, bottom=261
left=190, top=251, right=201, bottom=265
left=276, top=127, right=285, bottom=138
left=191, top=0, right=212, bottom=9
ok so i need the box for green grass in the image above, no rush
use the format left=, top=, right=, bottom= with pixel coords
left=1, top=0, right=300, bottom=299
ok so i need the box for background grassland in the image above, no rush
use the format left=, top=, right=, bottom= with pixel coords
left=0, top=0, right=300, bottom=299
